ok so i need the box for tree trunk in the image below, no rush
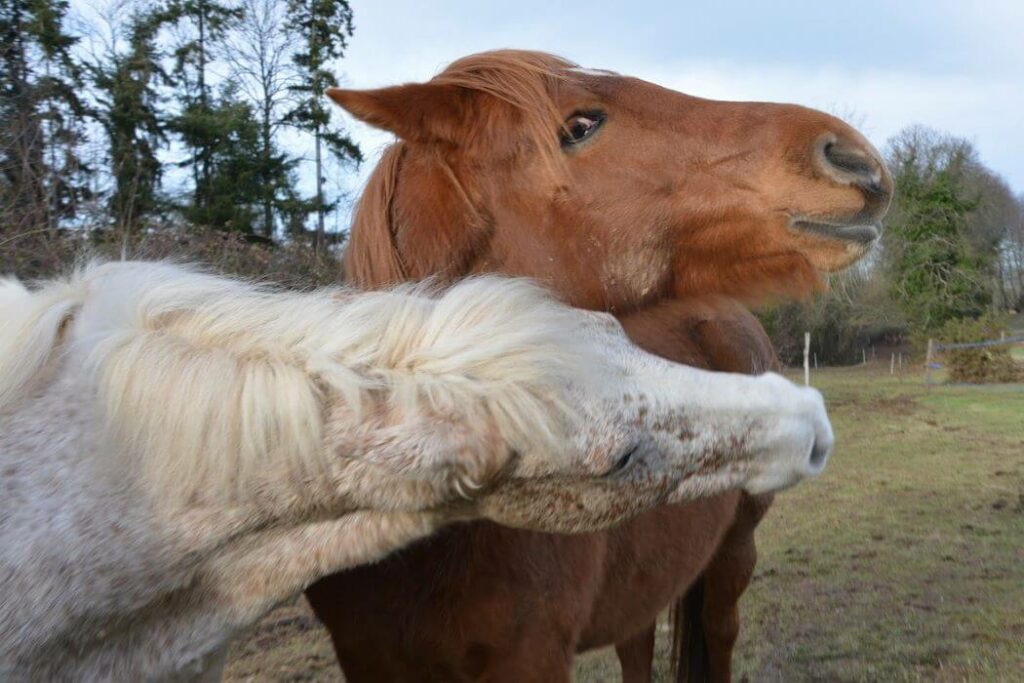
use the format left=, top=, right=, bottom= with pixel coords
left=314, top=124, right=324, bottom=252
left=196, top=2, right=210, bottom=210
left=44, top=56, right=57, bottom=234
left=261, top=102, right=274, bottom=238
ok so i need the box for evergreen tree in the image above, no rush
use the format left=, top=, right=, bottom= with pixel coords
left=158, top=0, right=242, bottom=219
left=284, top=0, right=361, bottom=249
left=91, top=9, right=166, bottom=231
left=0, top=0, right=38, bottom=228
left=884, top=127, right=992, bottom=331
left=182, top=82, right=295, bottom=233
left=0, top=0, right=90, bottom=232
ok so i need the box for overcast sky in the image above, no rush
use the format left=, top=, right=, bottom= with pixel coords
left=331, top=0, right=1023, bottom=198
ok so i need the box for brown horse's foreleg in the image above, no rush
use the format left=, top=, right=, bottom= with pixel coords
left=615, top=625, right=656, bottom=683
left=699, top=492, right=773, bottom=683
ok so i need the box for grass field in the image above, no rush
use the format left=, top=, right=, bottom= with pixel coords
left=226, top=365, right=1024, bottom=682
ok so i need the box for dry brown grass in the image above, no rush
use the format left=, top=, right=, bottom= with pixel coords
left=1, top=228, right=343, bottom=286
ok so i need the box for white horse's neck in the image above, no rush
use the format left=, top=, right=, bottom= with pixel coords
left=1, top=366, right=444, bottom=679
left=0, top=263, right=593, bottom=508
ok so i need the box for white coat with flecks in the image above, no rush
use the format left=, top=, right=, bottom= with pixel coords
left=0, top=261, right=832, bottom=679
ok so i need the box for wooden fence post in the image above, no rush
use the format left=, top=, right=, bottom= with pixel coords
left=890, top=353, right=895, bottom=375
left=925, top=339, right=934, bottom=385
left=803, top=332, right=811, bottom=386
left=814, top=352, right=818, bottom=369
left=862, top=348, right=867, bottom=365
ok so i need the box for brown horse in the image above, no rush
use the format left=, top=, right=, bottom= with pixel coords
left=307, top=50, right=891, bottom=682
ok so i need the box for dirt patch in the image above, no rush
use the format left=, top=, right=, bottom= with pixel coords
left=864, top=393, right=919, bottom=416
left=225, top=600, right=340, bottom=682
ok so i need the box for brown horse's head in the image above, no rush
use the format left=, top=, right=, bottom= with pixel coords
left=329, top=50, right=892, bottom=310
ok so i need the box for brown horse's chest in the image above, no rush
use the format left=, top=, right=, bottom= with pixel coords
left=308, top=522, right=608, bottom=680
left=576, top=494, right=741, bottom=649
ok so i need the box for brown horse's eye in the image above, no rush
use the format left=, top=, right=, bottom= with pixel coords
left=561, top=112, right=605, bottom=148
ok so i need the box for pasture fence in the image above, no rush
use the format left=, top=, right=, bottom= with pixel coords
left=798, top=331, right=1024, bottom=387
left=925, top=334, right=1024, bottom=385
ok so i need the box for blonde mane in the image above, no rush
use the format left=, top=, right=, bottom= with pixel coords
left=1, top=262, right=595, bottom=503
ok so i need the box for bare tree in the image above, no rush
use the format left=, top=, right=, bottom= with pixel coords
left=224, top=0, right=297, bottom=237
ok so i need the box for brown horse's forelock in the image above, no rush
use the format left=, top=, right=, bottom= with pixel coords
left=432, top=50, right=573, bottom=163
left=345, top=51, right=577, bottom=289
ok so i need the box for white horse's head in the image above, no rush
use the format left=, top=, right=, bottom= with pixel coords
left=315, top=280, right=830, bottom=532
left=1, top=262, right=828, bottom=532
left=461, top=310, right=830, bottom=532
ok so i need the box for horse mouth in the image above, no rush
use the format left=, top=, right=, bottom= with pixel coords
left=790, top=219, right=882, bottom=246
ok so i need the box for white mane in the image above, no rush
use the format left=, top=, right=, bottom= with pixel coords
left=0, top=275, right=82, bottom=409
left=0, top=261, right=593, bottom=502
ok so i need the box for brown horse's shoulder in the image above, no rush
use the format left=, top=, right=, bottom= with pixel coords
left=688, top=301, right=779, bottom=375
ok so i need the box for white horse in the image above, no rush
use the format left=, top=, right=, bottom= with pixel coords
left=0, top=261, right=831, bottom=680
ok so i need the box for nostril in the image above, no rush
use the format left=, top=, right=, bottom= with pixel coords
left=822, top=140, right=879, bottom=182
left=808, top=438, right=829, bottom=472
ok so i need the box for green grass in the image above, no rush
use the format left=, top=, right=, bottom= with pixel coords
left=575, top=366, right=1024, bottom=682
left=731, top=367, right=1024, bottom=682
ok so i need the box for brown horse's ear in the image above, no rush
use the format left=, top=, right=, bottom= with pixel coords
left=326, top=84, right=469, bottom=144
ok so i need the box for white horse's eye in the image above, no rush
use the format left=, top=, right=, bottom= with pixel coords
left=603, top=443, right=640, bottom=478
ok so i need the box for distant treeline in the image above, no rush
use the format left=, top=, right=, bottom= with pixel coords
left=1, top=0, right=360, bottom=248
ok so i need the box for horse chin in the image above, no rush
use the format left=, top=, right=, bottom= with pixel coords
left=791, top=221, right=881, bottom=272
